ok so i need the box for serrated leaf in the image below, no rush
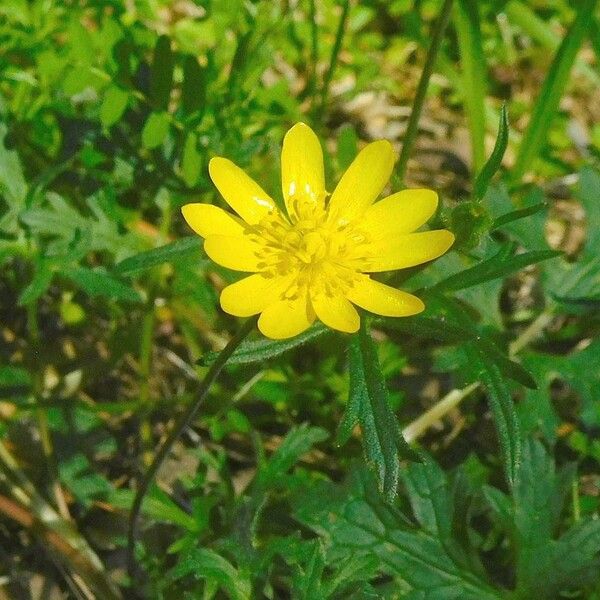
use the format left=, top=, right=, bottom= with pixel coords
left=67, top=267, right=141, bottom=302
left=511, top=439, right=600, bottom=598
left=142, top=111, right=170, bottom=149
left=99, top=85, right=129, bottom=127
left=474, top=104, right=508, bottom=200
left=521, top=339, right=600, bottom=432
left=198, top=322, right=330, bottom=366
left=295, top=469, right=501, bottom=599
left=347, top=321, right=419, bottom=501
left=466, top=345, right=521, bottom=488
left=150, top=35, right=174, bottom=110
left=114, top=236, right=203, bottom=275
left=20, top=192, right=141, bottom=261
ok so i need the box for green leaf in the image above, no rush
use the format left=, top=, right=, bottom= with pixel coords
left=67, top=267, right=142, bottom=302
left=198, top=323, right=330, bottom=366
left=346, top=321, right=419, bottom=501
left=454, top=0, right=487, bottom=174
left=429, top=244, right=560, bottom=293
left=378, top=314, right=469, bottom=344
left=165, top=549, right=251, bottom=600
left=466, top=345, right=521, bottom=488
left=108, top=487, right=198, bottom=531
left=511, top=439, right=600, bottom=598
left=141, top=111, right=170, bottom=149
left=295, top=470, right=501, bottom=599
left=18, top=259, right=55, bottom=306
left=292, top=541, right=326, bottom=600
left=20, top=192, right=141, bottom=262
left=474, top=105, right=508, bottom=200
left=416, top=295, right=537, bottom=389
left=181, top=54, right=206, bottom=116
left=0, top=124, right=27, bottom=209
left=181, top=132, right=202, bottom=187
left=114, top=236, right=203, bottom=275
left=0, top=366, right=31, bottom=392
left=490, top=202, right=547, bottom=231
left=512, top=0, right=598, bottom=180
left=99, top=85, right=129, bottom=127
left=521, top=339, right=600, bottom=432
left=150, top=35, right=174, bottom=110
left=258, top=424, right=328, bottom=488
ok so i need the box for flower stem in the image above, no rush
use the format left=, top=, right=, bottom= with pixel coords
left=308, top=0, right=319, bottom=116
left=396, top=0, right=454, bottom=183
left=127, top=316, right=257, bottom=578
left=319, top=0, right=350, bottom=118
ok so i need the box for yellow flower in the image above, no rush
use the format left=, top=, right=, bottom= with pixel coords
left=182, top=123, right=454, bottom=340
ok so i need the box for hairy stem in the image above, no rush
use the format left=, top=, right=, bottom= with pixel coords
left=127, top=316, right=257, bottom=578
left=319, top=0, right=350, bottom=117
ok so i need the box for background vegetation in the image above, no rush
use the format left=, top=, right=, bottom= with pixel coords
left=1, top=0, right=600, bottom=598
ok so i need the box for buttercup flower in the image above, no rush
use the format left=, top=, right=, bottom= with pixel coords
left=182, top=123, right=454, bottom=339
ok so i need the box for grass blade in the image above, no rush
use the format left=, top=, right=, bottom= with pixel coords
left=454, top=0, right=487, bottom=174
left=512, top=0, right=598, bottom=180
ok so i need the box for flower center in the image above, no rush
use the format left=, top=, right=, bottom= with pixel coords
left=248, top=195, right=371, bottom=297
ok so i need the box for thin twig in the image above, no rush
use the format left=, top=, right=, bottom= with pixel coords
left=127, top=317, right=257, bottom=578
left=396, top=0, right=454, bottom=182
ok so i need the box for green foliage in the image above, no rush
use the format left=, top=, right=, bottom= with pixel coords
left=1, top=0, right=599, bottom=598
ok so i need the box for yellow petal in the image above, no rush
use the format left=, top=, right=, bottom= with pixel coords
left=258, top=294, right=315, bottom=339
left=208, top=157, right=277, bottom=224
left=361, top=189, right=438, bottom=238
left=220, top=274, right=290, bottom=317
left=310, top=289, right=360, bottom=333
left=181, top=203, right=245, bottom=238
left=281, top=123, right=325, bottom=218
left=204, top=235, right=263, bottom=272
left=365, top=230, right=455, bottom=272
left=327, top=140, right=395, bottom=223
left=347, top=275, right=424, bottom=317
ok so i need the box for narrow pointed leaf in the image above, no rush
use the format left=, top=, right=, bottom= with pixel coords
left=467, top=345, right=521, bottom=487
left=198, top=323, right=330, bottom=367
left=474, top=105, right=508, bottom=200
left=346, top=321, right=419, bottom=501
